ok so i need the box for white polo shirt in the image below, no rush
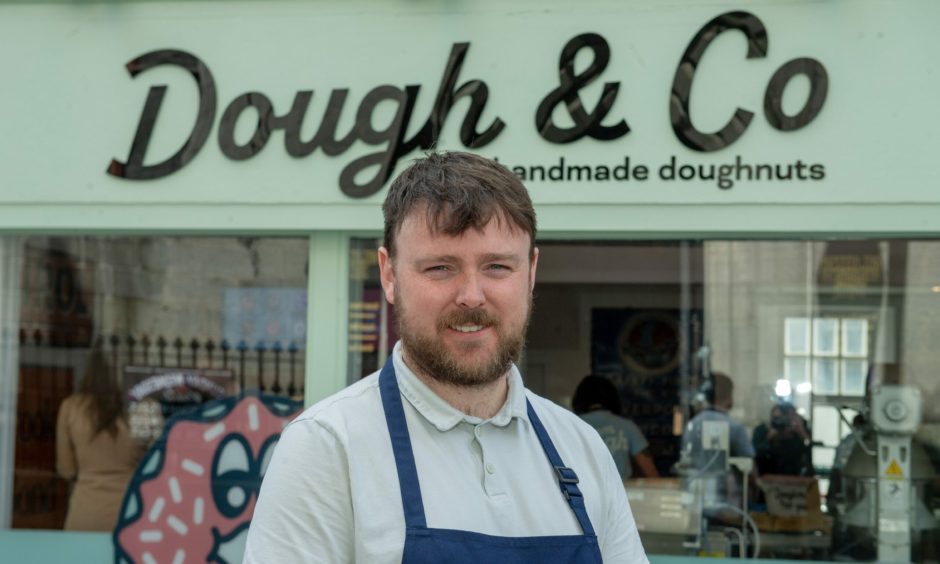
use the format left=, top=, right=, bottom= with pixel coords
left=245, top=342, right=648, bottom=563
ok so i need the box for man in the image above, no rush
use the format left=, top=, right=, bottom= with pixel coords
left=679, top=372, right=755, bottom=516
left=245, top=151, right=647, bottom=563
left=572, top=374, right=659, bottom=480
left=680, top=372, right=754, bottom=468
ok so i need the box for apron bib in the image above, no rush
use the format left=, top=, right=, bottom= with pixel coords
left=378, top=357, right=603, bottom=564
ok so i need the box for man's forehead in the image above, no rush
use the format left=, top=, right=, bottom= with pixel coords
left=394, top=211, right=531, bottom=258
left=397, top=205, right=525, bottom=239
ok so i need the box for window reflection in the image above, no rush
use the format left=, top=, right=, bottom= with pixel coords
left=0, top=236, right=307, bottom=532
left=344, top=237, right=940, bottom=561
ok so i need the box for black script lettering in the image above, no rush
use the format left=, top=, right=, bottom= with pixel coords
left=670, top=12, right=767, bottom=152
left=400, top=43, right=505, bottom=152
left=536, top=33, right=629, bottom=143
left=107, top=49, right=217, bottom=179
left=110, top=43, right=502, bottom=199
left=764, top=58, right=828, bottom=131
left=810, top=164, right=825, bottom=180
left=548, top=157, right=565, bottom=181
left=218, top=92, right=275, bottom=160
left=339, top=85, right=415, bottom=198
left=276, top=90, right=359, bottom=157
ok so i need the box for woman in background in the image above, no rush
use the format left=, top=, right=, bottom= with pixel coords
left=572, top=375, right=659, bottom=480
left=56, top=345, right=145, bottom=531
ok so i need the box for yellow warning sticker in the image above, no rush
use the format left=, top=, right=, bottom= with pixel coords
left=885, top=459, right=904, bottom=478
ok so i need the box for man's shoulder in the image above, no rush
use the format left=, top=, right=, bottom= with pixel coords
left=289, top=371, right=382, bottom=431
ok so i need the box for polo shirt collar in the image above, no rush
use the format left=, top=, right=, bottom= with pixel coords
left=392, top=341, right=529, bottom=432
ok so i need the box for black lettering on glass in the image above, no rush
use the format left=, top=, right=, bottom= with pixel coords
left=107, top=49, right=217, bottom=179
left=764, top=57, right=828, bottom=131
left=670, top=12, right=767, bottom=151
left=536, top=33, right=629, bottom=144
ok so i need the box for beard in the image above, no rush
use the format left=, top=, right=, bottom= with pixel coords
left=396, top=292, right=532, bottom=388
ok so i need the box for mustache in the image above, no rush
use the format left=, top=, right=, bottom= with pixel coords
left=436, top=309, right=500, bottom=330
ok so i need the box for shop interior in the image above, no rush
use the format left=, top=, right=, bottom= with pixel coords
left=349, top=237, right=940, bottom=561
left=4, top=235, right=940, bottom=562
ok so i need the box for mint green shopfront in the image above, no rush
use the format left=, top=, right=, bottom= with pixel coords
left=2, top=0, right=940, bottom=562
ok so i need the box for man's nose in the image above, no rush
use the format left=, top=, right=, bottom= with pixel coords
left=456, top=272, right=486, bottom=309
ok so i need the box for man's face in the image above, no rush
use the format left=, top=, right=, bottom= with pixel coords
left=378, top=210, right=538, bottom=387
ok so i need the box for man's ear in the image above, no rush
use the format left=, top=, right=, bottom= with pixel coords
left=378, top=246, right=396, bottom=305
left=528, top=247, right=539, bottom=292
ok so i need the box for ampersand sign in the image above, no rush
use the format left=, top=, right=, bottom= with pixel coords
left=536, top=33, right=630, bottom=144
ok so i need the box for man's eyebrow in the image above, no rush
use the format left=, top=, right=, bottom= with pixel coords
left=481, top=253, right=522, bottom=263
left=414, top=254, right=459, bottom=265
left=413, top=253, right=522, bottom=265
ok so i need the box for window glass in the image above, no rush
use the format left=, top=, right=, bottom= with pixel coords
left=0, top=236, right=307, bottom=540
left=347, top=237, right=940, bottom=561
left=841, top=318, right=868, bottom=357
left=813, top=358, right=839, bottom=395
left=785, top=317, right=811, bottom=355
left=813, top=318, right=839, bottom=356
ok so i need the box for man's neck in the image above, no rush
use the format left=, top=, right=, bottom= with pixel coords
left=401, top=352, right=510, bottom=420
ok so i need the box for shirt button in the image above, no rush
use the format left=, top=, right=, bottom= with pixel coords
left=485, top=463, right=495, bottom=474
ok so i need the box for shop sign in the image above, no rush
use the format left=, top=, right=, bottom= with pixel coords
left=108, top=12, right=828, bottom=198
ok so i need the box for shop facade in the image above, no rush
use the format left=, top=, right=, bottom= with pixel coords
left=1, top=0, right=939, bottom=561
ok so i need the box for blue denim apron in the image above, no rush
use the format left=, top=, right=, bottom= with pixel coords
left=379, top=358, right=603, bottom=563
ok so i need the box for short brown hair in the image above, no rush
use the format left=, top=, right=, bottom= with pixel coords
left=382, top=151, right=537, bottom=258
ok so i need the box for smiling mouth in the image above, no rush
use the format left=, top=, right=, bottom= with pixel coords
left=451, top=324, right=485, bottom=333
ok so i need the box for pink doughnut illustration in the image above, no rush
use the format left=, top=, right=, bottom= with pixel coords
left=114, top=394, right=301, bottom=563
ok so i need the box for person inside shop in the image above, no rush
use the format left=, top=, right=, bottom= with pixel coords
left=751, top=402, right=814, bottom=477
left=572, top=374, right=659, bottom=480
left=680, top=372, right=755, bottom=470
left=245, top=151, right=648, bottom=563
left=56, top=343, right=147, bottom=531
left=679, top=372, right=755, bottom=521
left=827, top=413, right=865, bottom=512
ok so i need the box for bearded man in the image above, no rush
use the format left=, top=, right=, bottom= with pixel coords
left=245, top=151, right=648, bottom=563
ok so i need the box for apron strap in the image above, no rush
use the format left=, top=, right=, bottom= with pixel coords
left=379, top=356, right=428, bottom=528
left=526, top=399, right=597, bottom=537
left=379, top=353, right=597, bottom=537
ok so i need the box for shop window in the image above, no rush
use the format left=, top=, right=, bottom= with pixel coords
left=785, top=316, right=869, bottom=395
left=346, top=237, right=940, bottom=561
left=0, top=236, right=307, bottom=538
left=783, top=316, right=872, bottom=473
